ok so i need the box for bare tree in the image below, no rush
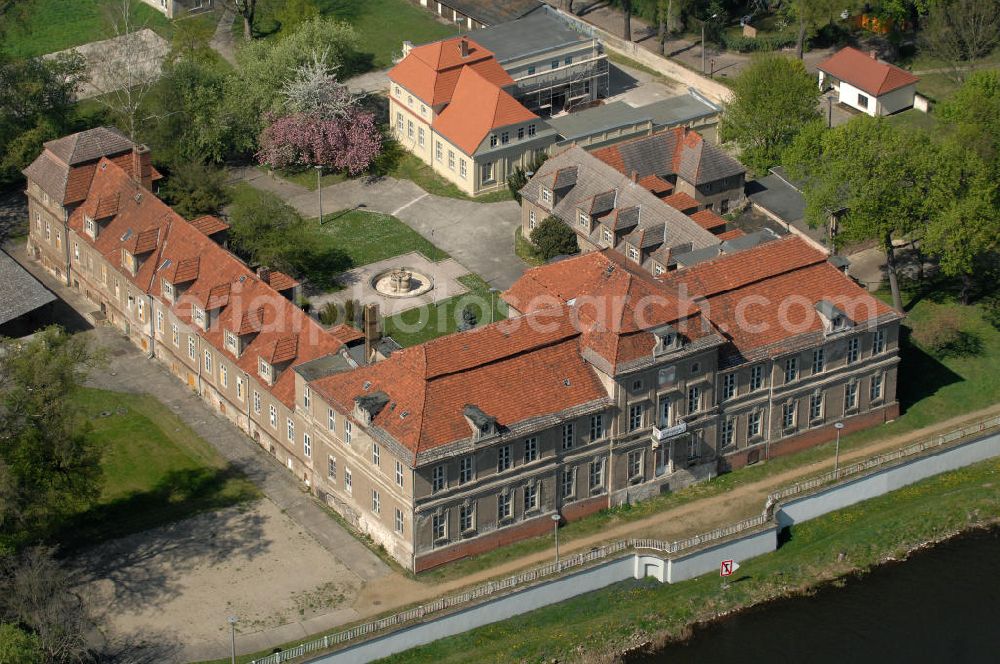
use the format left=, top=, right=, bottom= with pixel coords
left=90, top=0, right=165, bottom=140
left=622, top=0, right=632, bottom=41
left=219, top=0, right=259, bottom=41
left=923, top=0, right=1000, bottom=74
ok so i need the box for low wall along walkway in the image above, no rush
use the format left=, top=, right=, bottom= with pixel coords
left=254, top=415, right=1000, bottom=664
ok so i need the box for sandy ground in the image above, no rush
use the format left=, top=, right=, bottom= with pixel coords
left=74, top=498, right=364, bottom=659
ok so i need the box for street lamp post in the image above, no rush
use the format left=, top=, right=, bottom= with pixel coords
left=315, top=165, right=324, bottom=225
left=551, top=513, right=561, bottom=566
left=834, top=421, right=845, bottom=477
left=227, top=616, right=238, bottom=664
left=701, top=13, right=718, bottom=75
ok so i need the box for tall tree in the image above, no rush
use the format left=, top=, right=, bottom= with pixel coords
left=922, top=0, right=1000, bottom=70
left=937, top=69, right=1000, bottom=167
left=219, top=0, right=259, bottom=41
left=786, top=117, right=934, bottom=311
left=788, top=0, right=860, bottom=59
left=720, top=53, right=820, bottom=174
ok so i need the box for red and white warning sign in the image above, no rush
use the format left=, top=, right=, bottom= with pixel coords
left=720, top=560, right=740, bottom=577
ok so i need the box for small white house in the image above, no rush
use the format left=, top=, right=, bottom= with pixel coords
left=817, top=47, right=920, bottom=117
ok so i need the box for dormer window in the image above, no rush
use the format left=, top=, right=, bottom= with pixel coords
left=224, top=329, right=240, bottom=356
left=161, top=279, right=174, bottom=303
left=653, top=324, right=683, bottom=355
left=258, top=357, right=272, bottom=383
left=577, top=209, right=590, bottom=228
left=122, top=249, right=138, bottom=276
left=815, top=300, right=854, bottom=335
left=490, top=134, right=498, bottom=147
left=628, top=246, right=639, bottom=262
left=192, top=306, right=207, bottom=330
left=84, top=215, right=97, bottom=239
left=541, top=188, right=552, bottom=205
left=603, top=228, right=612, bottom=245
left=463, top=404, right=498, bottom=439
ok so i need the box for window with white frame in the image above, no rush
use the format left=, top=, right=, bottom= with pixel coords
left=628, top=246, right=639, bottom=261
left=253, top=390, right=261, bottom=415
left=395, top=460, right=404, bottom=487
left=528, top=209, right=536, bottom=229
left=407, top=119, right=414, bottom=139
left=460, top=159, right=467, bottom=178
left=481, top=161, right=495, bottom=183
left=448, top=150, right=455, bottom=170
left=435, top=141, right=442, bottom=161
left=659, top=397, right=671, bottom=426
left=627, top=449, right=643, bottom=481
left=286, top=418, right=294, bottom=441
left=220, top=364, right=228, bottom=388
left=589, top=458, right=605, bottom=492
left=156, top=310, right=163, bottom=334
left=187, top=336, right=196, bottom=360
left=327, top=456, right=336, bottom=480
left=85, top=216, right=97, bottom=238
left=812, top=348, right=825, bottom=374
left=371, top=489, right=380, bottom=514
left=603, top=228, right=612, bottom=245
left=394, top=508, right=404, bottom=534
left=459, top=504, right=474, bottom=531
left=327, top=408, right=336, bottom=430
left=523, top=438, right=538, bottom=463
left=561, top=422, right=575, bottom=450
left=654, top=264, right=664, bottom=276
left=873, top=328, right=886, bottom=354
left=73, top=242, right=79, bottom=261
left=782, top=401, right=797, bottom=429
left=845, top=381, right=858, bottom=410
left=459, top=456, right=473, bottom=484
left=847, top=337, right=860, bottom=364
left=750, top=364, right=764, bottom=391
left=432, top=464, right=446, bottom=492
left=870, top=374, right=883, bottom=401
left=407, top=95, right=413, bottom=106
left=541, top=188, right=552, bottom=204
left=258, top=357, right=272, bottom=382
left=224, top=329, right=238, bottom=354
left=628, top=403, right=643, bottom=431
left=561, top=467, right=576, bottom=499
left=303, top=432, right=311, bottom=458
left=432, top=512, right=446, bottom=540
left=784, top=357, right=798, bottom=383
left=418, top=127, right=425, bottom=147
left=722, top=373, right=736, bottom=401
left=688, top=437, right=699, bottom=459
left=577, top=209, right=589, bottom=227
left=269, top=404, right=277, bottom=428
left=303, top=386, right=311, bottom=408
left=204, top=349, right=213, bottom=373
left=721, top=417, right=735, bottom=447
left=809, top=392, right=823, bottom=421
left=688, top=386, right=700, bottom=414
left=344, top=467, right=352, bottom=493
left=748, top=410, right=762, bottom=439
left=528, top=123, right=536, bottom=136
left=590, top=413, right=604, bottom=440
left=344, top=420, right=352, bottom=444
left=396, top=112, right=403, bottom=133
left=489, top=134, right=498, bottom=147
left=500, top=131, right=509, bottom=145
left=497, top=492, right=512, bottom=520
left=497, top=445, right=512, bottom=472
left=372, top=442, right=380, bottom=467
left=524, top=483, right=538, bottom=511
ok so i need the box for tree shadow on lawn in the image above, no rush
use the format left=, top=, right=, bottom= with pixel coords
left=896, top=326, right=963, bottom=414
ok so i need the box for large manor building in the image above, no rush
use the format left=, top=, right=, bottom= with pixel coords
left=23, top=128, right=901, bottom=572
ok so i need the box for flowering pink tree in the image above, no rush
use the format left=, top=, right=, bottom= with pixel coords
left=256, top=52, right=382, bottom=175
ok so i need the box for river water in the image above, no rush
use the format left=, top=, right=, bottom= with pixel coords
left=639, top=528, right=1000, bottom=664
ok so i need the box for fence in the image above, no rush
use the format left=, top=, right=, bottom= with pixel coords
left=249, top=413, right=1000, bottom=664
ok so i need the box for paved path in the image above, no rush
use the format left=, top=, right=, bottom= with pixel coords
left=209, top=9, right=237, bottom=66
left=235, top=167, right=528, bottom=290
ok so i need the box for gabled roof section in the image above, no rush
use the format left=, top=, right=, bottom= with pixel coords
left=388, top=36, right=512, bottom=106
left=44, top=126, right=132, bottom=166
left=190, top=215, right=230, bottom=237
left=689, top=208, right=726, bottom=231
left=817, top=46, right=920, bottom=96
left=432, top=65, right=538, bottom=154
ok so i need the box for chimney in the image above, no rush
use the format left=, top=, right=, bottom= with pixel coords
left=459, top=37, right=469, bottom=58
left=630, top=170, right=638, bottom=183
left=363, top=303, right=380, bottom=363
left=869, top=49, right=877, bottom=60
left=132, top=144, right=153, bottom=190
left=256, top=266, right=271, bottom=284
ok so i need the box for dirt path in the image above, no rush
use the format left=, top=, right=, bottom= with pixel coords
left=347, top=402, right=1000, bottom=618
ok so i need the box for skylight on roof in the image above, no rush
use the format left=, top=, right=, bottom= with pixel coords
left=120, top=228, right=132, bottom=241
left=158, top=258, right=172, bottom=271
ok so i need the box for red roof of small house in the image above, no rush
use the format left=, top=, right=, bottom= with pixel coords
left=388, top=36, right=513, bottom=107
left=432, top=66, right=538, bottom=155
left=662, top=192, right=699, bottom=214
left=817, top=46, right=920, bottom=96
left=328, top=323, right=365, bottom=345
left=190, top=215, right=230, bottom=236
left=689, top=208, right=726, bottom=231
left=716, top=228, right=745, bottom=240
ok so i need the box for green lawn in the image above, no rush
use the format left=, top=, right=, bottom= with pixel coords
left=382, top=455, right=1000, bottom=663
left=383, top=274, right=508, bottom=347
left=57, top=388, right=260, bottom=549
left=0, top=0, right=177, bottom=57
left=382, top=152, right=514, bottom=203
left=514, top=227, right=545, bottom=267
left=311, top=208, right=449, bottom=266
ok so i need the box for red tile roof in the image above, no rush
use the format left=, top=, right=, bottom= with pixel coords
left=190, top=215, right=230, bottom=236
left=662, top=192, right=699, bottom=214
left=638, top=174, right=673, bottom=196
left=716, top=228, right=745, bottom=240
left=817, top=46, right=920, bottom=96
left=267, top=270, right=299, bottom=292
left=388, top=37, right=512, bottom=106
left=432, top=66, right=538, bottom=155
left=328, top=323, right=365, bottom=345
left=689, top=208, right=726, bottom=231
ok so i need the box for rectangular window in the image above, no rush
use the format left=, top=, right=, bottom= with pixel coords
left=460, top=160, right=467, bottom=178
left=372, top=443, right=380, bottom=467
left=237, top=376, right=244, bottom=401
left=847, top=337, right=860, bottom=364
left=517, top=126, right=524, bottom=140
left=526, top=65, right=536, bottom=75
left=220, top=364, right=228, bottom=388
left=603, top=228, right=612, bottom=245
left=748, top=411, right=762, bottom=438
left=418, top=127, right=425, bottom=147
left=628, top=246, right=639, bottom=261
left=589, top=458, right=605, bottom=492
left=529, top=209, right=536, bottom=229
left=328, top=456, right=336, bottom=480
left=303, top=386, right=310, bottom=408
left=497, top=445, right=512, bottom=472
left=688, top=386, right=700, bottom=414
left=253, top=391, right=261, bottom=415
left=523, top=437, right=538, bottom=463
left=156, top=310, right=163, bottom=334
left=303, top=432, right=312, bottom=458
left=432, top=512, right=446, bottom=540
left=577, top=209, right=589, bottom=227
left=432, top=465, right=446, bottom=492
left=327, top=408, right=336, bottom=431
left=722, top=373, right=736, bottom=401
left=627, top=450, right=643, bottom=481
left=344, top=420, right=352, bottom=444
left=870, top=374, right=883, bottom=401
left=407, top=119, right=414, bottom=139
left=628, top=403, right=643, bottom=431
left=395, top=460, right=404, bottom=487
left=269, top=405, right=277, bottom=428
left=395, top=508, right=404, bottom=534
left=435, top=142, right=442, bottom=161
left=497, top=492, right=512, bottom=520
left=551, top=59, right=560, bottom=69
left=371, top=489, right=380, bottom=514
left=490, top=134, right=498, bottom=147
left=500, top=131, right=509, bottom=145
left=188, top=337, right=196, bottom=360
left=344, top=467, right=352, bottom=493
left=459, top=504, right=474, bottom=531
left=224, top=329, right=237, bottom=354
left=396, top=112, right=403, bottom=133
left=561, top=467, right=576, bottom=499
left=528, top=124, right=536, bottom=137
left=459, top=456, right=473, bottom=484
left=845, top=381, right=858, bottom=410
left=750, top=364, right=764, bottom=391
left=286, top=418, right=294, bottom=442
left=782, top=401, right=797, bottom=429
left=688, top=437, right=699, bottom=459
left=73, top=242, right=79, bottom=261
left=564, top=55, right=573, bottom=65
left=721, top=417, right=735, bottom=447
left=448, top=150, right=455, bottom=170
left=809, top=393, right=823, bottom=421
left=873, top=329, right=886, bottom=354
left=659, top=397, right=671, bottom=426
left=561, top=422, right=575, bottom=450
left=858, top=92, right=869, bottom=108
left=590, top=413, right=604, bottom=440
left=812, top=348, right=825, bottom=374
left=541, top=188, right=552, bottom=204
left=135, top=297, right=144, bottom=321
left=784, top=357, right=798, bottom=383
left=524, top=484, right=538, bottom=511
left=481, top=161, right=495, bottom=183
